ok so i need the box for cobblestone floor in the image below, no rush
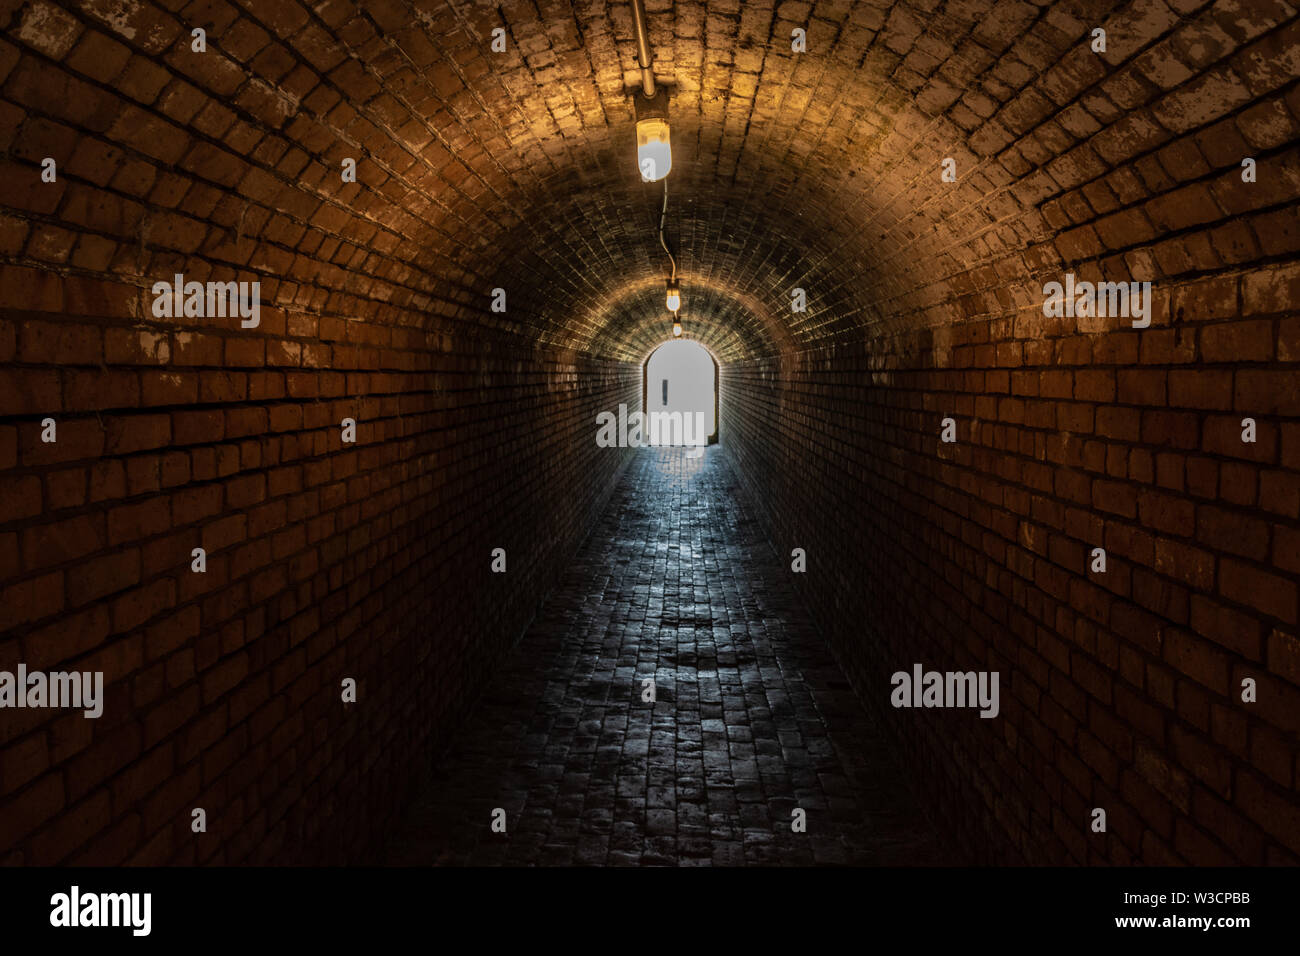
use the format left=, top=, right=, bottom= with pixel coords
left=385, top=445, right=949, bottom=865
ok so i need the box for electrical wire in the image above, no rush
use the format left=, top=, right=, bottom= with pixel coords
left=658, top=178, right=676, bottom=280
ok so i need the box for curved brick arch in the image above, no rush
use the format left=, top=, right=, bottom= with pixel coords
left=0, top=0, right=1296, bottom=869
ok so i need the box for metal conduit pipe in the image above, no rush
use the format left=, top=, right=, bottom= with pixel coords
left=630, top=0, right=656, bottom=98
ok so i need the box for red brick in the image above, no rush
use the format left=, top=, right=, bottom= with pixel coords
left=21, top=514, right=103, bottom=569
left=104, top=327, right=171, bottom=365
left=1201, top=319, right=1273, bottom=362
left=20, top=418, right=104, bottom=465
left=140, top=370, right=199, bottom=405
left=105, top=413, right=171, bottom=454
left=1219, top=559, right=1297, bottom=624
left=0, top=476, right=41, bottom=523
left=0, top=571, right=64, bottom=629
left=66, top=551, right=140, bottom=606
left=19, top=319, right=101, bottom=364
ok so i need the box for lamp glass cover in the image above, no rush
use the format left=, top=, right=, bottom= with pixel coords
left=637, top=118, right=672, bottom=182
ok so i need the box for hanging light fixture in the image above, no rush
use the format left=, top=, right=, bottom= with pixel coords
left=631, top=0, right=670, bottom=181
left=638, top=128, right=671, bottom=181
left=631, top=0, right=680, bottom=339
left=636, top=96, right=671, bottom=182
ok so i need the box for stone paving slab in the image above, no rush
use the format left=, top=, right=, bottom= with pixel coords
left=384, top=445, right=950, bottom=866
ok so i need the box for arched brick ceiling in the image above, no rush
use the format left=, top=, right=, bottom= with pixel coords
left=3, top=0, right=1296, bottom=363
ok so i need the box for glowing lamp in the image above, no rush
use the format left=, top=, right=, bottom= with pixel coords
left=637, top=119, right=672, bottom=181
left=672, top=320, right=683, bottom=338
left=635, top=88, right=672, bottom=182
left=665, top=278, right=680, bottom=312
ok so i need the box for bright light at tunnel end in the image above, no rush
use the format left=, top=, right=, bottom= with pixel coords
left=594, top=403, right=706, bottom=458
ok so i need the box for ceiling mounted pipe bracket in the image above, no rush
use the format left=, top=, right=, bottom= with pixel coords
left=634, top=85, right=670, bottom=123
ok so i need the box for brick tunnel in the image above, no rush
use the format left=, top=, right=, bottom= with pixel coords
left=0, top=0, right=1297, bottom=870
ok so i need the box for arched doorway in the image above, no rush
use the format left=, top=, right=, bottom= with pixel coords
left=642, top=339, right=719, bottom=446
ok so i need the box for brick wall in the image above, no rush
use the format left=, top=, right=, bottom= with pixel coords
left=726, top=262, right=1300, bottom=866
left=0, top=268, right=637, bottom=863
left=0, top=0, right=653, bottom=863
left=713, top=0, right=1300, bottom=867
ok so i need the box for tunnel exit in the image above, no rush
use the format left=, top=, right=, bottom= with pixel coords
left=642, top=339, right=718, bottom=445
